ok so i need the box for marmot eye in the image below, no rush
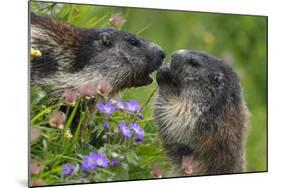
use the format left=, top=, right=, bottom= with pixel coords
left=128, top=38, right=140, bottom=47
left=189, top=58, right=200, bottom=66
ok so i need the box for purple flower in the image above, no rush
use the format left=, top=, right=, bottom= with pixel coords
left=135, top=134, right=144, bottom=142
left=118, top=121, right=132, bottom=138
left=129, top=123, right=145, bottom=142
left=111, top=159, right=119, bottom=166
left=124, top=100, right=141, bottom=112
left=94, top=153, right=110, bottom=167
left=130, top=123, right=144, bottom=135
left=96, top=102, right=117, bottom=115
left=82, top=152, right=97, bottom=172
left=63, top=163, right=77, bottom=176
left=82, top=152, right=110, bottom=172
left=103, top=122, right=109, bottom=130
left=116, top=98, right=125, bottom=110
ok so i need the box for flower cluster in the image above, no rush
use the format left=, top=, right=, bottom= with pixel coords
left=82, top=152, right=116, bottom=172
left=48, top=81, right=113, bottom=129
left=123, top=100, right=141, bottom=112
left=118, top=121, right=132, bottom=138
left=97, top=98, right=142, bottom=115
left=62, top=81, right=113, bottom=106
left=48, top=87, right=146, bottom=178
left=61, top=152, right=119, bottom=176
left=97, top=98, right=145, bottom=142
left=79, top=81, right=112, bottom=99
left=118, top=121, right=144, bottom=142
left=96, top=102, right=117, bottom=115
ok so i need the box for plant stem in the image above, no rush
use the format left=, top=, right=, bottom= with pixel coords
left=64, top=98, right=80, bottom=130
left=31, top=103, right=62, bottom=124
left=142, top=87, right=158, bottom=108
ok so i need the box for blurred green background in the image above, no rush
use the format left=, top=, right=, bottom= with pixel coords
left=31, top=1, right=267, bottom=172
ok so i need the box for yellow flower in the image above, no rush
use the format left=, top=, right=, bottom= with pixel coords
left=64, top=129, right=73, bottom=139
left=31, top=48, right=42, bottom=57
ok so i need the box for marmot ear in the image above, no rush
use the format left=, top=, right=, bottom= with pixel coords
left=99, top=32, right=111, bottom=46
left=213, top=72, right=224, bottom=85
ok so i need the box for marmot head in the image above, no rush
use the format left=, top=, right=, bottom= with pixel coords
left=155, top=50, right=244, bottom=137
left=31, top=13, right=166, bottom=94
left=156, top=49, right=241, bottom=111
left=75, top=28, right=166, bottom=92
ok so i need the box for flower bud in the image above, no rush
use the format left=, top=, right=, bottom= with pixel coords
left=97, top=81, right=113, bottom=96
left=64, top=89, right=79, bottom=106
left=31, top=161, right=42, bottom=175
left=49, top=111, right=66, bottom=129
left=31, top=127, right=40, bottom=142
left=151, top=164, right=162, bottom=178
left=109, top=13, right=126, bottom=26
left=79, top=82, right=97, bottom=99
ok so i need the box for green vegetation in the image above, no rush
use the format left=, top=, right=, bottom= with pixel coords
left=30, top=1, right=267, bottom=186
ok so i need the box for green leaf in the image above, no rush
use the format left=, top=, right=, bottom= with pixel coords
left=31, top=86, right=47, bottom=105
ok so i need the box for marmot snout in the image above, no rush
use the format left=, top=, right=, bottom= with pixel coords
left=154, top=49, right=249, bottom=176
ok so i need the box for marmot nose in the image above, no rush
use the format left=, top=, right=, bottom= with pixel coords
left=159, top=50, right=166, bottom=59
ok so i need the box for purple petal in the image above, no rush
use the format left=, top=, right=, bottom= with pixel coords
left=111, top=159, right=119, bottom=166
left=96, top=103, right=105, bottom=112
left=63, top=163, right=77, bottom=176
left=129, top=123, right=145, bottom=142
left=135, top=134, right=144, bottom=142
left=116, top=98, right=125, bottom=110
left=82, top=153, right=97, bottom=172
left=124, top=100, right=141, bottom=112
left=118, top=121, right=132, bottom=138
left=96, top=102, right=116, bottom=115
left=104, top=122, right=109, bottom=130
left=94, top=153, right=110, bottom=167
